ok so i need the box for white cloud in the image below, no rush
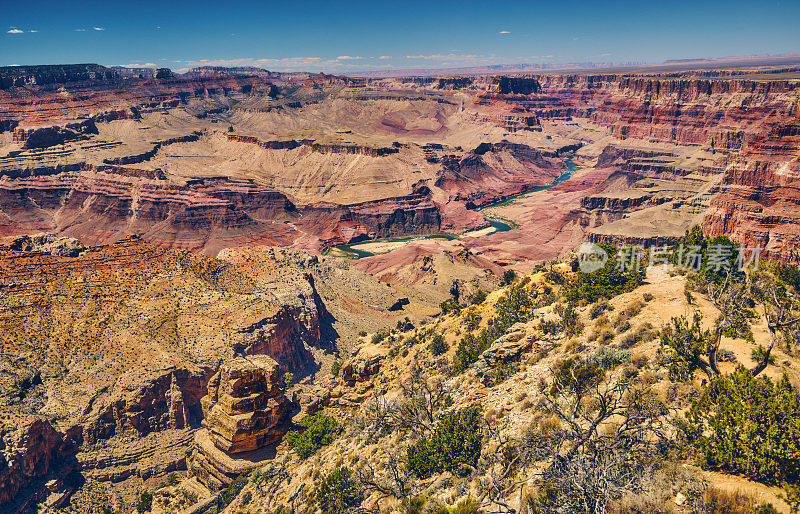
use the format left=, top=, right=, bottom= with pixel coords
left=572, top=36, right=579, bottom=41
left=499, top=30, right=511, bottom=34
left=379, top=55, right=392, bottom=60
left=337, top=55, right=361, bottom=60
left=93, top=27, right=105, bottom=31
left=7, top=28, right=24, bottom=34
left=75, top=28, right=86, bottom=32
left=29, top=29, right=37, bottom=33
left=174, top=56, right=380, bottom=72
left=405, top=53, right=479, bottom=61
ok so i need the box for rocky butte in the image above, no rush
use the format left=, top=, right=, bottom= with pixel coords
left=190, top=356, right=292, bottom=491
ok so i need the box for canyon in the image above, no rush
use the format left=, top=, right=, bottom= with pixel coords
left=1, top=60, right=800, bottom=511
left=3, top=63, right=799, bottom=270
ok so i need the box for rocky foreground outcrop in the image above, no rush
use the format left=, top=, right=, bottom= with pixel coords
left=0, top=417, right=80, bottom=513
left=0, top=236, right=328, bottom=510
left=190, top=356, right=292, bottom=490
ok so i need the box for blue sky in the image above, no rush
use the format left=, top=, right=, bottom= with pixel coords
left=1, top=0, right=799, bottom=72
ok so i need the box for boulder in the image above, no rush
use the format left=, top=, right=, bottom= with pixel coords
left=340, top=344, right=388, bottom=387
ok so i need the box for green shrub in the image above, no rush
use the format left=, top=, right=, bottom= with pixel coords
left=463, top=309, right=482, bottom=331
left=756, top=503, right=780, bottom=514
left=316, top=467, right=363, bottom=513
left=454, top=332, right=490, bottom=373
left=440, top=298, right=461, bottom=315
left=589, top=300, right=611, bottom=319
left=564, top=242, right=646, bottom=305
left=407, top=406, right=482, bottom=478
left=561, top=304, right=584, bottom=337
left=501, top=269, right=517, bottom=285
left=371, top=329, right=389, bottom=344
left=399, top=496, right=427, bottom=514
left=283, top=413, right=340, bottom=459
left=717, top=348, right=738, bottom=363
left=545, top=267, right=565, bottom=284
left=588, top=346, right=631, bottom=370
left=397, top=317, right=415, bottom=331
left=670, top=226, right=744, bottom=285
left=217, top=476, right=247, bottom=510
left=331, top=360, right=341, bottom=377
left=659, top=313, right=721, bottom=381
left=470, top=290, right=488, bottom=305
left=681, top=369, right=800, bottom=484
left=429, top=333, right=448, bottom=356
left=540, top=319, right=559, bottom=335
left=453, top=284, right=534, bottom=373
left=485, top=361, right=518, bottom=385
left=551, top=357, right=605, bottom=397
left=135, top=492, right=152, bottom=513
left=451, top=498, right=480, bottom=514
left=241, top=490, right=252, bottom=505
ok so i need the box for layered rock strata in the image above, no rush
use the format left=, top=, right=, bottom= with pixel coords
left=190, top=356, right=292, bottom=490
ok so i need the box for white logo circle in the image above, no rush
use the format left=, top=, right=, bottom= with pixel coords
left=577, top=243, right=608, bottom=273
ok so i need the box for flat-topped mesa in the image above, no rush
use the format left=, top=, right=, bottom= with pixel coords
left=190, top=356, right=293, bottom=490
left=0, top=64, right=119, bottom=90
left=226, top=133, right=400, bottom=157
left=486, top=76, right=542, bottom=95
left=13, top=119, right=98, bottom=148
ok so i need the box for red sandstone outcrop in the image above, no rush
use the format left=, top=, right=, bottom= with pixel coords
left=79, top=365, right=211, bottom=445
left=0, top=163, right=441, bottom=254
left=435, top=142, right=566, bottom=206
left=189, top=356, right=292, bottom=490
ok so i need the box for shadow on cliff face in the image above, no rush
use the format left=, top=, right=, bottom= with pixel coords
left=303, top=274, right=341, bottom=383
left=312, top=278, right=341, bottom=354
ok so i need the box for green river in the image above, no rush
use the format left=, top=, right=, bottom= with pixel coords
left=327, top=156, right=578, bottom=259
